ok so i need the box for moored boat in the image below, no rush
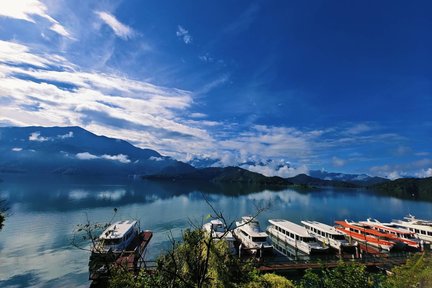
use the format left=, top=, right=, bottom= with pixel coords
left=203, top=219, right=236, bottom=254
left=392, top=214, right=432, bottom=243
left=89, top=220, right=153, bottom=280
left=360, top=218, right=422, bottom=250
left=267, top=219, right=328, bottom=254
left=335, top=220, right=395, bottom=251
left=93, top=220, right=140, bottom=253
left=302, top=220, right=357, bottom=252
left=233, top=216, right=272, bottom=254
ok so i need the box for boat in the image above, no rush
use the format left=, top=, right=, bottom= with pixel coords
left=267, top=219, right=328, bottom=254
left=301, top=220, right=357, bottom=252
left=233, top=216, right=272, bottom=254
left=203, top=219, right=236, bottom=254
left=335, top=220, right=395, bottom=251
left=89, top=220, right=153, bottom=280
left=93, top=220, right=140, bottom=253
left=392, top=214, right=432, bottom=243
left=360, top=218, right=422, bottom=250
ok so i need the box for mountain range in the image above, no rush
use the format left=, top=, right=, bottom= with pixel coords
left=0, top=126, right=388, bottom=187
left=0, top=126, right=193, bottom=176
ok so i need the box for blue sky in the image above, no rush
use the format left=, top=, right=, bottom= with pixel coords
left=0, top=0, right=431, bottom=178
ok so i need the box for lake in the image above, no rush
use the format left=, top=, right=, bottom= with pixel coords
left=1, top=175, right=432, bottom=287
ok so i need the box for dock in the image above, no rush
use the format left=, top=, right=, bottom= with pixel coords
left=256, top=253, right=408, bottom=272
left=89, top=231, right=153, bottom=281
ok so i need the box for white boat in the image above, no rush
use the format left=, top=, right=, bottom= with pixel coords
left=392, top=214, right=432, bottom=243
left=93, top=220, right=140, bottom=253
left=203, top=219, right=236, bottom=254
left=301, top=220, right=357, bottom=251
left=233, top=216, right=272, bottom=253
left=267, top=219, right=328, bottom=254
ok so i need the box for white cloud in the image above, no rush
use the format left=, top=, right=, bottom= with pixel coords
left=345, top=123, right=373, bottom=135
left=76, top=152, right=98, bottom=160
left=75, top=152, right=130, bottom=163
left=0, top=0, right=72, bottom=38
left=189, top=113, right=207, bottom=119
left=101, top=154, right=130, bottom=163
left=28, top=131, right=74, bottom=142
left=149, top=156, right=164, bottom=161
left=58, top=131, right=74, bottom=139
left=12, top=147, right=23, bottom=152
left=416, top=168, right=432, bottom=178
left=332, top=156, right=346, bottom=167
left=243, top=163, right=309, bottom=178
left=176, top=25, right=192, bottom=44
left=49, top=23, right=72, bottom=38
left=96, top=11, right=134, bottom=40
left=370, top=159, right=432, bottom=179
left=387, top=171, right=401, bottom=180
left=29, top=131, right=49, bottom=142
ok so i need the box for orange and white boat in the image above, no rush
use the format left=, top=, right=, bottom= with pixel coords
left=335, top=220, right=395, bottom=251
left=360, top=218, right=422, bottom=250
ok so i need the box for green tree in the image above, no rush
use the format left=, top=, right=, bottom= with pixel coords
left=299, top=261, right=382, bottom=288
left=383, top=252, right=432, bottom=288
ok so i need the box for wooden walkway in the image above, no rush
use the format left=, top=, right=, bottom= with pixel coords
left=257, top=255, right=408, bottom=272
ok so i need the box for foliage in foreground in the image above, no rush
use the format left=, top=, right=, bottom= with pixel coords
left=298, top=260, right=383, bottom=288
left=383, top=252, right=432, bottom=288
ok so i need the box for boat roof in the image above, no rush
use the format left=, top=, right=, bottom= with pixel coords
left=335, top=220, right=392, bottom=238
left=209, top=219, right=224, bottom=225
left=100, top=220, right=137, bottom=240
left=237, top=217, right=267, bottom=237
left=269, top=219, right=311, bottom=237
left=301, top=220, right=344, bottom=235
left=360, top=220, right=415, bottom=235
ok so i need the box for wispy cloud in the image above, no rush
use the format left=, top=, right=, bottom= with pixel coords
left=0, top=40, right=213, bottom=157
left=176, top=25, right=192, bottom=44
left=224, top=3, right=259, bottom=34
left=95, top=11, right=135, bottom=40
left=76, top=152, right=131, bottom=163
left=0, top=0, right=73, bottom=39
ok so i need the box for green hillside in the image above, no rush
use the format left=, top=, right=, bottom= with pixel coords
left=372, top=177, right=432, bottom=201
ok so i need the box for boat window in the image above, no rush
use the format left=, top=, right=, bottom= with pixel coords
left=241, top=230, right=248, bottom=237
left=427, top=232, right=432, bottom=236
left=333, top=234, right=345, bottom=240
left=303, top=237, right=315, bottom=243
left=421, top=230, right=426, bottom=235
left=104, top=238, right=122, bottom=246
left=252, top=237, right=267, bottom=242
left=415, top=229, right=420, bottom=233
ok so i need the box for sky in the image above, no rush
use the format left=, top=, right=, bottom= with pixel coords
left=0, top=0, right=431, bottom=179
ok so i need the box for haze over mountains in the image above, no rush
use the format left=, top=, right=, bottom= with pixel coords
left=0, top=126, right=393, bottom=186
left=0, top=126, right=193, bottom=176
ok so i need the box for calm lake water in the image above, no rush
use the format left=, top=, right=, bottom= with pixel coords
left=1, top=175, right=432, bottom=287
